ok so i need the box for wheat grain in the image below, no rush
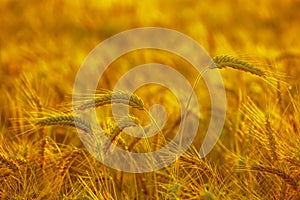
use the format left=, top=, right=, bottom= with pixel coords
left=210, top=55, right=268, bottom=77
left=35, top=114, right=92, bottom=133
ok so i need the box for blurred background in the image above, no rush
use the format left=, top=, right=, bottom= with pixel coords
left=1, top=0, right=299, bottom=126
left=1, top=0, right=299, bottom=85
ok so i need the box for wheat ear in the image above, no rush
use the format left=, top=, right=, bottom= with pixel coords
left=210, top=55, right=268, bottom=77
left=35, top=114, right=92, bottom=133
left=75, top=90, right=144, bottom=111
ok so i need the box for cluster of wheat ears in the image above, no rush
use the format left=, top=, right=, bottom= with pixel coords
left=1, top=55, right=299, bottom=199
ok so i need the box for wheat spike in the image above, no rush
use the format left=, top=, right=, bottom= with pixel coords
left=35, top=114, right=92, bottom=133
left=75, top=90, right=145, bottom=111
left=210, top=55, right=268, bottom=77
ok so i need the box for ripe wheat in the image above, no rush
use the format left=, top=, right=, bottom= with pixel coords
left=75, top=91, right=145, bottom=111
left=210, top=55, right=268, bottom=77
left=35, top=114, right=92, bottom=133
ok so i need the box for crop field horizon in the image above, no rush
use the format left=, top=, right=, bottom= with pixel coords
left=0, top=0, right=299, bottom=199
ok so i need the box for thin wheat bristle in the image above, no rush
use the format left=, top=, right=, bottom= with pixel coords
left=210, top=55, right=268, bottom=77
left=19, top=74, right=43, bottom=113
left=35, top=114, right=92, bottom=133
left=18, top=74, right=46, bottom=139
left=75, top=91, right=145, bottom=111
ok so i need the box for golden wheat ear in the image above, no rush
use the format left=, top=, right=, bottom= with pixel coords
left=70, top=90, right=145, bottom=111
left=210, top=55, right=288, bottom=89
left=210, top=55, right=268, bottom=77
left=34, top=112, right=92, bottom=134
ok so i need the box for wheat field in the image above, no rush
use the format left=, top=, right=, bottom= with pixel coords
left=0, top=0, right=299, bottom=199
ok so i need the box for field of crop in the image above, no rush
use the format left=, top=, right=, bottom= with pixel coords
left=0, top=0, right=299, bottom=199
